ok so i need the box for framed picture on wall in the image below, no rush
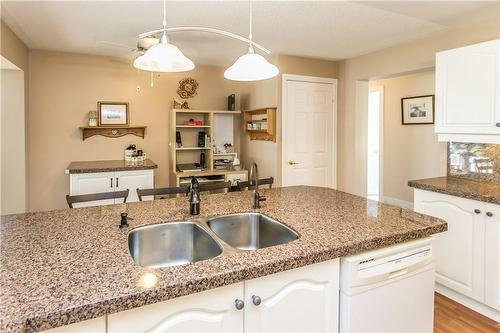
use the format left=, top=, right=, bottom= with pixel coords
left=98, top=102, right=129, bottom=126
left=401, top=95, right=434, bottom=125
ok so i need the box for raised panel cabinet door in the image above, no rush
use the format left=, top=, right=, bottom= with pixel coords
left=115, top=170, right=154, bottom=202
left=244, top=259, right=339, bottom=333
left=69, top=172, right=115, bottom=207
left=414, top=190, right=485, bottom=301
left=435, top=39, right=500, bottom=135
left=40, top=316, right=106, bottom=333
left=485, top=203, right=500, bottom=311
left=108, top=283, right=244, bottom=333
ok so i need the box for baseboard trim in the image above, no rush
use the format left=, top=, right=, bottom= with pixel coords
left=382, top=196, right=414, bottom=210
left=435, top=283, right=500, bottom=322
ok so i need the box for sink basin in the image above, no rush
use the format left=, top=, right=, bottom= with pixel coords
left=128, top=222, right=222, bottom=268
left=207, top=213, right=298, bottom=250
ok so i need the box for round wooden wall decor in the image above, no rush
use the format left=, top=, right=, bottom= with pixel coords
left=177, top=78, right=199, bottom=99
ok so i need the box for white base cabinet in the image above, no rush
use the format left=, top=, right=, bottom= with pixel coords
left=244, top=259, right=339, bottom=333
left=69, top=170, right=154, bottom=207
left=108, top=283, right=244, bottom=333
left=40, top=317, right=106, bottom=333
left=414, top=189, right=500, bottom=319
left=107, top=259, right=339, bottom=333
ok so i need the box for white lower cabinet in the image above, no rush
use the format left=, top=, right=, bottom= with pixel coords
left=107, top=259, right=339, bottom=333
left=414, top=189, right=500, bottom=317
left=485, top=202, right=500, bottom=311
left=108, top=283, right=244, bottom=333
left=69, top=170, right=154, bottom=207
left=244, top=259, right=339, bottom=333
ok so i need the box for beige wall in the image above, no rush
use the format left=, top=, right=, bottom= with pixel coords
left=1, top=68, right=26, bottom=214
left=337, top=18, right=500, bottom=198
left=370, top=71, right=447, bottom=205
left=1, top=20, right=29, bottom=213
left=240, top=55, right=338, bottom=184
left=29, top=50, right=242, bottom=211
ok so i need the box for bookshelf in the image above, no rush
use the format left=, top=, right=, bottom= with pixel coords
left=169, top=109, right=243, bottom=186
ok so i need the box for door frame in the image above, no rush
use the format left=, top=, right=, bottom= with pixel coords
left=367, top=85, right=384, bottom=200
left=281, top=74, right=337, bottom=188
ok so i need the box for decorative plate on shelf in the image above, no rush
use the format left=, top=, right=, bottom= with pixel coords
left=177, top=77, right=199, bottom=99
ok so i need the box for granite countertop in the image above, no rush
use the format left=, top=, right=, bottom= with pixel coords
left=408, top=176, right=500, bottom=205
left=0, top=186, right=447, bottom=332
left=66, top=159, right=157, bottom=174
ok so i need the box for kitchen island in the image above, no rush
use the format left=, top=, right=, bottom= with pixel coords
left=0, top=186, right=447, bottom=332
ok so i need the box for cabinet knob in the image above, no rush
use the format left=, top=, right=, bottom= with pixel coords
left=235, top=299, right=244, bottom=310
left=474, top=209, right=481, bottom=214
left=252, top=295, right=262, bottom=306
left=486, top=212, right=493, bottom=217
left=496, top=123, right=500, bottom=127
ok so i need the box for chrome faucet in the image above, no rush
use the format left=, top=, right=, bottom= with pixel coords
left=188, top=177, right=201, bottom=215
left=249, top=163, right=266, bottom=209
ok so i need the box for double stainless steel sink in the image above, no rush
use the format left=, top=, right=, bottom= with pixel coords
left=128, top=213, right=299, bottom=268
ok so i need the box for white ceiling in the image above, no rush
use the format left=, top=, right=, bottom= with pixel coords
left=2, top=1, right=499, bottom=67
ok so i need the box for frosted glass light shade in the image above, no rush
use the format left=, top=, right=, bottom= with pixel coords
left=224, top=53, right=279, bottom=81
left=133, top=42, right=194, bottom=73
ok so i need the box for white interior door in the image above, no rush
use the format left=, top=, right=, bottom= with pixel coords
left=283, top=76, right=336, bottom=188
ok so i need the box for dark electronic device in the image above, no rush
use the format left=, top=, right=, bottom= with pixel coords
left=227, top=94, right=236, bottom=111
left=198, top=131, right=206, bottom=147
left=176, top=131, right=182, bottom=147
left=200, top=152, right=206, bottom=168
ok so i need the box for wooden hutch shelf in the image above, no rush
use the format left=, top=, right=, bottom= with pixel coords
left=80, top=126, right=146, bottom=141
left=244, top=107, right=277, bottom=142
left=169, top=108, right=243, bottom=186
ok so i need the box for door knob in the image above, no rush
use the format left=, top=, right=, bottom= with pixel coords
left=288, top=160, right=299, bottom=165
left=252, top=295, right=262, bottom=306
left=235, top=299, right=244, bottom=310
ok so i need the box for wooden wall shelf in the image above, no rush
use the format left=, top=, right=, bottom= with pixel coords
left=80, top=126, right=146, bottom=140
left=244, top=107, right=277, bottom=142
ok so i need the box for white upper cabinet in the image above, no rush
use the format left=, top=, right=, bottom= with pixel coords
left=435, top=39, right=500, bottom=143
left=244, top=259, right=339, bottom=333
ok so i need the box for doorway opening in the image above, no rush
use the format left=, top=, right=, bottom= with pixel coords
left=366, top=86, right=383, bottom=201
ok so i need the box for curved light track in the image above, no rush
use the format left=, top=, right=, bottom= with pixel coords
left=138, top=27, right=271, bottom=54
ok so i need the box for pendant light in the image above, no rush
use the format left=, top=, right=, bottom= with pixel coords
left=224, top=2, right=279, bottom=81
left=133, top=0, right=194, bottom=73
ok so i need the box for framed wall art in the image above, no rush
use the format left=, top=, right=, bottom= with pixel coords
left=401, top=95, right=434, bottom=125
left=98, top=102, right=129, bottom=126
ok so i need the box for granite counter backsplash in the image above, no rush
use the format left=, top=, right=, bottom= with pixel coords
left=448, top=142, right=499, bottom=183
left=0, top=186, right=446, bottom=332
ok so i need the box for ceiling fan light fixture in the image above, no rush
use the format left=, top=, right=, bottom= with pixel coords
left=224, top=51, right=279, bottom=81
left=133, top=38, right=195, bottom=73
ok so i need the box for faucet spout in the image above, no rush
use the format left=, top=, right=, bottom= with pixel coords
left=188, top=177, right=201, bottom=215
left=249, top=163, right=266, bottom=209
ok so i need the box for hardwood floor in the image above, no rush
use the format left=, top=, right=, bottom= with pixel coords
left=434, top=293, right=500, bottom=333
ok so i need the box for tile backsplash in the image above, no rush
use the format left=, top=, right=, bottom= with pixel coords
left=448, top=142, right=499, bottom=183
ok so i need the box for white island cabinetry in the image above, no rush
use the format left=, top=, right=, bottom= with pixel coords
left=106, top=259, right=340, bottom=333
